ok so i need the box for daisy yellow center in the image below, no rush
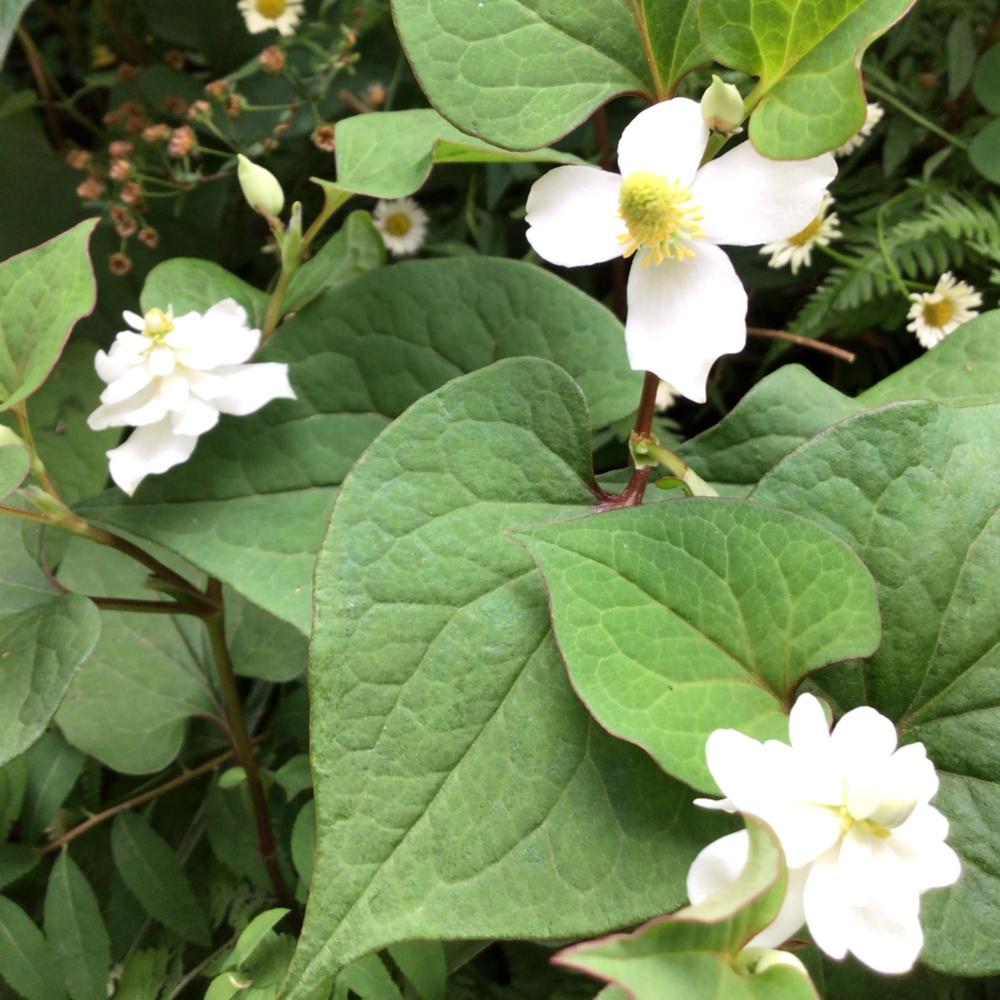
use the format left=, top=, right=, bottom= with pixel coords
left=256, top=0, right=287, bottom=19
left=617, top=171, right=705, bottom=266
left=384, top=212, right=412, bottom=237
left=142, top=308, right=175, bottom=342
left=788, top=214, right=823, bottom=247
left=923, top=298, right=954, bottom=329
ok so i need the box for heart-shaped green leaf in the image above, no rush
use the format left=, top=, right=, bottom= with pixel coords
left=701, top=0, right=916, bottom=158
left=281, top=359, right=731, bottom=1000
left=753, top=400, right=1000, bottom=976
left=512, top=499, right=881, bottom=792
left=79, top=257, right=641, bottom=632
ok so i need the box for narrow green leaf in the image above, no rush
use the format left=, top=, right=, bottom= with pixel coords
left=110, top=810, right=211, bottom=945
left=44, top=852, right=111, bottom=1000
left=388, top=942, right=447, bottom=1000
left=391, top=0, right=653, bottom=149
left=282, top=359, right=731, bottom=1000
left=290, top=799, right=315, bottom=896
left=974, top=43, right=1000, bottom=115
left=340, top=955, right=402, bottom=1000
left=0, top=896, right=66, bottom=1000
left=205, top=782, right=269, bottom=891
left=22, top=730, right=84, bottom=841
left=0, top=844, right=37, bottom=889
left=0, top=220, right=97, bottom=412
left=753, top=400, right=1000, bottom=975
left=946, top=11, right=975, bottom=98
left=204, top=972, right=247, bottom=1000
left=273, top=755, right=312, bottom=800
left=970, top=118, right=1000, bottom=184
left=332, top=110, right=585, bottom=198
left=284, top=211, right=385, bottom=314
left=230, top=909, right=290, bottom=971
left=0, top=755, right=26, bottom=839
left=0, top=0, right=35, bottom=76
left=701, top=0, right=917, bottom=158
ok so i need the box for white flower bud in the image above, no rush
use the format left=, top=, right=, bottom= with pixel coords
left=701, top=75, right=744, bottom=135
left=237, top=154, right=285, bottom=217
left=741, top=947, right=809, bottom=977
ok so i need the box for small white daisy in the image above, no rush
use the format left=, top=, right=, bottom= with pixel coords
left=835, top=102, right=884, bottom=158
left=759, top=194, right=841, bottom=275
left=907, top=272, right=982, bottom=349
left=238, top=0, right=303, bottom=36
left=373, top=197, right=429, bottom=257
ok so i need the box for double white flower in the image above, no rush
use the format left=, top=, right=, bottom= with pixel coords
left=88, top=300, right=295, bottom=495
left=691, top=694, right=960, bottom=974
left=525, top=98, right=836, bottom=402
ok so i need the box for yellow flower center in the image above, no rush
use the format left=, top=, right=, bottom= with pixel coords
left=788, top=214, right=823, bottom=247
left=838, top=806, right=892, bottom=839
left=923, top=298, right=955, bottom=329
left=256, top=0, right=287, bottom=19
left=617, top=171, right=705, bottom=266
left=384, top=212, right=412, bottom=237
left=142, top=308, right=175, bottom=342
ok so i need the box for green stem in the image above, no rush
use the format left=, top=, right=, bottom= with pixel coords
left=865, top=82, right=970, bottom=151
left=90, top=597, right=208, bottom=616
left=601, top=371, right=660, bottom=508
left=260, top=264, right=296, bottom=341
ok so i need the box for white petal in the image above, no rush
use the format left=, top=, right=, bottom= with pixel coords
left=848, top=901, right=923, bottom=974
left=206, top=363, right=296, bottom=415
left=624, top=243, right=746, bottom=403
left=88, top=383, right=161, bottom=430
left=687, top=830, right=748, bottom=904
left=617, top=98, right=709, bottom=186
left=171, top=397, right=221, bottom=436
left=147, top=346, right=176, bottom=377
left=869, top=838, right=921, bottom=922
left=704, top=729, right=768, bottom=807
left=691, top=143, right=836, bottom=246
left=106, top=419, right=199, bottom=496
left=803, top=844, right=853, bottom=960
left=159, top=374, right=190, bottom=413
left=122, top=310, right=145, bottom=330
left=880, top=742, right=938, bottom=806
left=831, top=706, right=898, bottom=768
left=693, top=797, right=738, bottom=813
left=99, top=365, right=154, bottom=405
left=788, top=694, right=831, bottom=754
left=907, top=839, right=961, bottom=891
left=750, top=863, right=808, bottom=949
left=839, top=826, right=876, bottom=908
left=525, top=166, right=625, bottom=267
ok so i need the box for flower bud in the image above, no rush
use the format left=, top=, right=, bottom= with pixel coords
left=741, top=947, right=809, bottom=977
left=701, top=75, right=744, bottom=135
left=237, top=154, right=285, bottom=218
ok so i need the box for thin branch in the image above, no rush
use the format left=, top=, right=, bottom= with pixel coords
left=39, top=739, right=269, bottom=854
left=89, top=596, right=209, bottom=616
left=600, top=371, right=660, bottom=509
left=16, top=28, right=63, bottom=149
left=747, top=327, right=856, bottom=363
left=865, top=81, right=970, bottom=152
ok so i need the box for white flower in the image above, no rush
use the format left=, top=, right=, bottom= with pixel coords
left=525, top=98, right=836, bottom=403
left=759, top=194, right=841, bottom=275
left=691, top=694, right=961, bottom=974
left=238, top=0, right=303, bottom=35
left=88, top=300, right=295, bottom=495
left=907, top=272, right=982, bottom=349
left=835, top=103, right=884, bottom=157
left=655, top=379, right=677, bottom=412
left=373, top=197, right=429, bottom=256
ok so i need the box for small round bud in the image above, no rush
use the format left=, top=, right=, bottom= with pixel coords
left=701, top=75, right=744, bottom=135
left=237, top=154, right=285, bottom=217
left=108, top=253, right=133, bottom=276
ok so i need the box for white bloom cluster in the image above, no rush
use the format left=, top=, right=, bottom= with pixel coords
left=88, top=300, right=295, bottom=495
left=692, top=694, right=960, bottom=974
left=525, top=98, right=835, bottom=403
left=907, top=271, right=982, bottom=348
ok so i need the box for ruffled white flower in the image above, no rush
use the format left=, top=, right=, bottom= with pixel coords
left=835, top=103, right=885, bottom=157
left=238, top=0, right=303, bottom=35
left=525, top=98, right=836, bottom=402
left=373, top=197, right=429, bottom=256
left=691, top=694, right=960, bottom=974
left=759, top=194, right=841, bottom=275
left=88, top=300, right=295, bottom=495
left=907, top=272, right=982, bottom=348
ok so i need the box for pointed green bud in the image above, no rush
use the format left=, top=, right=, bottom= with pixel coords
left=237, top=154, right=285, bottom=218
left=701, top=75, right=744, bottom=135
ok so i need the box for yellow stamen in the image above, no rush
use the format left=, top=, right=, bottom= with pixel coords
left=838, top=806, right=892, bottom=839
left=384, top=212, right=412, bottom=237
left=142, top=307, right=175, bottom=341
left=256, top=0, right=287, bottom=19
left=617, top=171, right=705, bottom=267
left=923, top=299, right=955, bottom=329
left=788, top=214, right=823, bottom=247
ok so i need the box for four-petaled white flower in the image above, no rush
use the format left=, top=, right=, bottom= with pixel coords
left=373, top=197, right=429, bottom=257
left=690, top=694, right=960, bottom=974
left=238, top=0, right=303, bottom=35
left=907, top=271, right=982, bottom=349
left=759, top=194, right=841, bottom=275
left=88, top=300, right=295, bottom=496
left=835, top=103, right=884, bottom=158
left=525, top=98, right=836, bottom=403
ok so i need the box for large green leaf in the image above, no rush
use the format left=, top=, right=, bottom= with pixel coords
left=752, top=400, right=1000, bottom=976
left=43, top=852, right=111, bottom=1000
left=282, top=359, right=731, bottom=1000
left=858, top=310, right=1000, bottom=408
left=139, top=258, right=270, bottom=328
left=555, top=817, right=817, bottom=1000
left=78, top=257, right=642, bottom=633
left=333, top=109, right=586, bottom=198
left=701, top=0, right=916, bottom=158
left=391, top=0, right=654, bottom=150
left=0, top=896, right=66, bottom=1000
left=512, top=498, right=881, bottom=792
left=54, top=539, right=216, bottom=774
left=0, top=220, right=98, bottom=412
left=0, top=515, right=101, bottom=767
